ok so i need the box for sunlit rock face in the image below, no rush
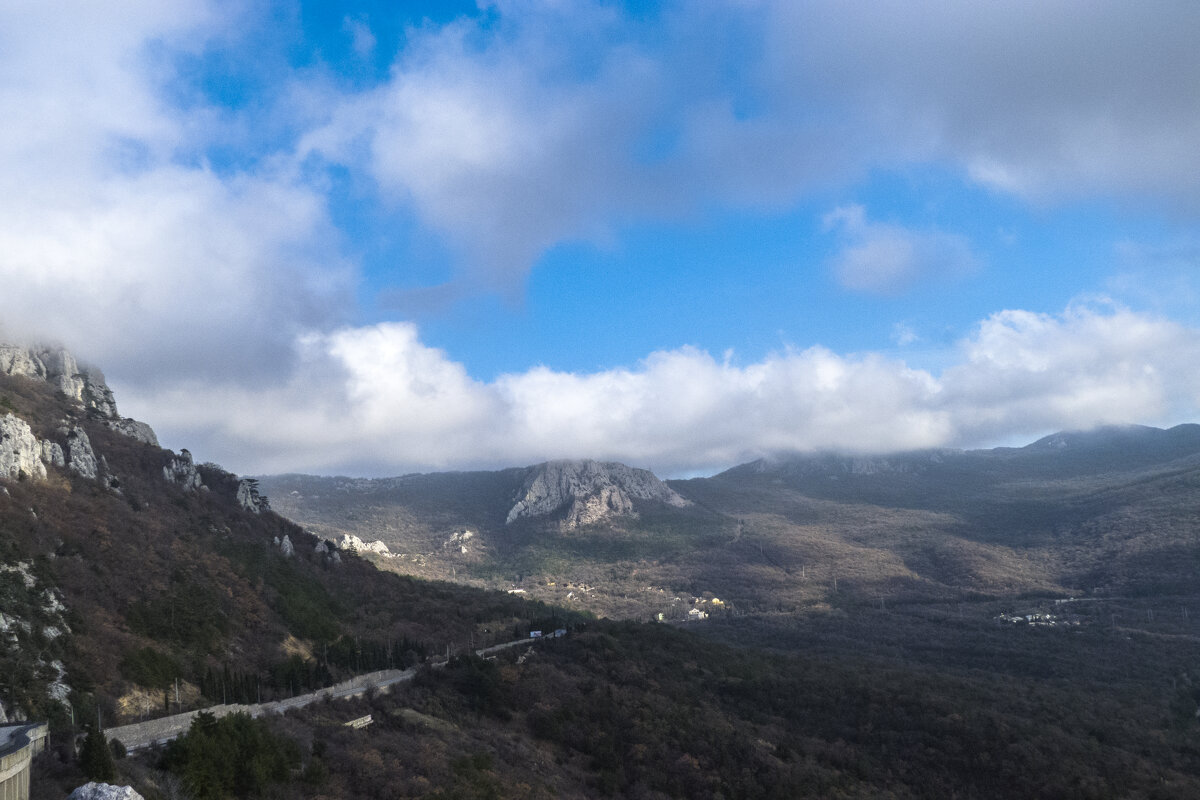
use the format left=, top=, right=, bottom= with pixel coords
left=0, top=413, right=48, bottom=481
left=67, top=426, right=98, bottom=480
left=506, top=459, right=690, bottom=528
left=68, top=782, right=146, bottom=800
left=2, top=342, right=160, bottom=486
left=1, top=343, right=159, bottom=447
left=0, top=344, right=117, bottom=417
left=339, top=533, right=393, bottom=556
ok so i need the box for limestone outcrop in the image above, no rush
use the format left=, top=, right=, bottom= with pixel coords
left=0, top=414, right=48, bottom=481
left=163, top=449, right=203, bottom=491
left=40, top=440, right=64, bottom=468
left=0, top=343, right=158, bottom=443
left=506, top=460, right=690, bottom=528
left=237, top=479, right=270, bottom=513
left=68, top=782, right=145, bottom=800
left=0, top=345, right=115, bottom=417
left=66, top=427, right=99, bottom=480
left=339, top=534, right=394, bottom=557
left=104, top=418, right=159, bottom=447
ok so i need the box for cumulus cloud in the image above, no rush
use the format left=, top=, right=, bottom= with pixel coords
left=0, top=1, right=355, bottom=384
left=120, top=305, right=1200, bottom=478
left=762, top=1, right=1200, bottom=209
left=4, top=1, right=1200, bottom=480
left=291, top=0, right=1200, bottom=291
left=823, top=205, right=978, bottom=293
left=343, top=16, right=377, bottom=59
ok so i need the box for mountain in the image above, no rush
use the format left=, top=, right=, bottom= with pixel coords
left=11, top=342, right=1200, bottom=798
left=0, top=344, right=554, bottom=728
left=505, top=459, right=690, bottom=527
left=262, top=423, right=1200, bottom=622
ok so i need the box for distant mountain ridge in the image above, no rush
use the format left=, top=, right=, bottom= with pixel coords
left=725, top=424, right=1200, bottom=483
left=264, top=421, right=1200, bottom=622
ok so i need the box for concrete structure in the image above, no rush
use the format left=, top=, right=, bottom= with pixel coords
left=0, top=722, right=48, bottom=800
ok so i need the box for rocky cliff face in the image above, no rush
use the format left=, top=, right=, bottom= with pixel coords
left=163, top=449, right=203, bottom=491
left=237, top=478, right=270, bottom=513
left=0, top=414, right=48, bottom=481
left=1, top=344, right=159, bottom=445
left=0, top=344, right=118, bottom=418
left=506, top=460, right=690, bottom=528
left=0, top=343, right=226, bottom=497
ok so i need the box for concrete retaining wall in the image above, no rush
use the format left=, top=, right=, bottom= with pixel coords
left=0, top=723, right=48, bottom=800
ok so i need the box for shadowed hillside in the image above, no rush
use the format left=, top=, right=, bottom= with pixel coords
left=12, top=349, right=1200, bottom=798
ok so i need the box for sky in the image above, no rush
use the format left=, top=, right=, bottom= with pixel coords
left=2, top=0, right=1200, bottom=478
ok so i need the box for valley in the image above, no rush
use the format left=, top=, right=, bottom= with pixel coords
left=8, top=346, right=1200, bottom=798
left=261, top=425, right=1200, bottom=633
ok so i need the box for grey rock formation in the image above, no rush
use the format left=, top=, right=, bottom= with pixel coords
left=236, top=479, right=270, bottom=513
left=68, top=783, right=146, bottom=800
left=0, top=344, right=118, bottom=417
left=506, top=460, right=690, bottom=528
left=104, top=418, right=159, bottom=446
left=66, top=427, right=98, bottom=479
left=279, top=534, right=294, bottom=557
left=1, top=344, right=158, bottom=445
left=0, top=413, right=48, bottom=481
left=339, top=534, right=394, bottom=557
left=163, top=449, right=203, bottom=491
left=40, top=440, right=64, bottom=468
left=0, top=345, right=43, bottom=380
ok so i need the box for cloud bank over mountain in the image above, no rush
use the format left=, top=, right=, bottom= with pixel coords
left=126, top=304, right=1200, bottom=477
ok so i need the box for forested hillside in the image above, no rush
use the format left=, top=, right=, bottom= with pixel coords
left=10, top=356, right=1200, bottom=798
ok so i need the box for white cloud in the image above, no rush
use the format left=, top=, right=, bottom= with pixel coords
left=120, top=305, right=1200, bottom=478
left=823, top=204, right=978, bottom=293
left=292, top=1, right=1200, bottom=291
left=4, top=1, right=1200, bottom=482
left=891, top=322, right=920, bottom=347
left=343, top=16, right=377, bottom=58
left=763, top=1, right=1200, bottom=209
left=0, top=1, right=356, bottom=384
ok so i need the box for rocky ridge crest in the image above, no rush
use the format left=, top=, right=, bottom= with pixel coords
left=1, top=344, right=118, bottom=419
left=506, top=459, right=690, bottom=528
left=1, top=343, right=271, bottom=507
left=1, top=344, right=158, bottom=485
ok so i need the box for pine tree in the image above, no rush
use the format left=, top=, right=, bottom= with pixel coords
left=79, top=725, right=116, bottom=782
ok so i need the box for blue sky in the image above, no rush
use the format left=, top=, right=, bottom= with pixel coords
left=2, top=1, right=1200, bottom=477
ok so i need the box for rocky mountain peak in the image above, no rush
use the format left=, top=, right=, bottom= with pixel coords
left=0, top=344, right=117, bottom=418
left=506, top=459, right=690, bottom=528
left=0, top=343, right=158, bottom=447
